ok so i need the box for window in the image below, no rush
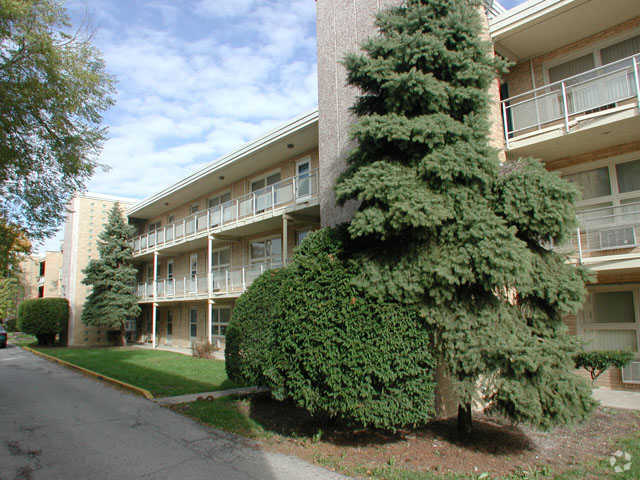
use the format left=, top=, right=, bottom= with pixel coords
left=581, top=288, right=639, bottom=357
left=190, top=204, right=199, bottom=214
left=167, top=311, right=173, bottom=337
left=296, top=230, right=311, bottom=246
left=251, top=172, right=281, bottom=192
left=208, top=192, right=231, bottom=208
left=167, top=215, right=175, bottom=224
left=167, top=260, right=174, bottom=280
left=39, top=261, right=45, bottom=276
left=146, top=264, right=153, bottom=281
left=125, top=318, right=136, bottom=332
left=250, top=237, right=282, bottom=266
left=38, top=286, right=44, bottom=298
left=148, top=222, right=161, bottom=232
left=564, top=167, right=611, bottom=201
left=548, top=53, right=595, bottom=84
left=601, top=34, right=640, bottom=65
left=190, top=309, right=198, bottom=338
left=211, top=248, right=231, bottom=271
left=211, top=307, right=231, bottom=337
left=296, top=158, right=312, bottom=199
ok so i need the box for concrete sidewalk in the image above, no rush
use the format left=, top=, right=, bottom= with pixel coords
left=156, top=386, right=270, bottom=405
left=593, top=388, right=640, bottom=410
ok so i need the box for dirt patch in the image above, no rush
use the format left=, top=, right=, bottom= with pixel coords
left=237, top=396, right=640, bottom=477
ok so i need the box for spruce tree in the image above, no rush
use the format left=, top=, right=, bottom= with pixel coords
left=336, top=0, right=595, bottom=433
left=81, top=203, right=140, bottom=345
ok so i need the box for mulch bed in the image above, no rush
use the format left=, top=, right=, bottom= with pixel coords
left=238, top=395, right=639, bottom=477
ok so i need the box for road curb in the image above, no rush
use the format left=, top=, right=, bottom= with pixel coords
left=22, top=346, right=155, bottom=400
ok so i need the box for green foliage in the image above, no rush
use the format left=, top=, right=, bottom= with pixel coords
left=81, top=203, right=140, bottom=342
left=0, top=276, right=19, bottom=322
left=0, top=0, right=115, bottom=240
left=335, top=0, right=595, bottom=430
left=227, top=228, right=437, bottom=431
left=225, top=268, right=288, bottom=386
left=574, top=350, right=635, bottom=384
left=17, top=297, right=68, bottom=345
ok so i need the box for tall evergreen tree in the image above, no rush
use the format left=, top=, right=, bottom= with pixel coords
left=82, top=203, right=139, bottom=345
left=336, top=0, right=595, bottom=433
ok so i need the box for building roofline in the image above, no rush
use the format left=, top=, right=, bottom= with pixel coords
left=126, top=109, right=319, bottom=217
left=489, top=0, right=582, bottom=34
left=78, top=192, right=140, bottom=204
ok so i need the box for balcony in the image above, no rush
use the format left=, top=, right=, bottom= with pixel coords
left=558, top=202, right=640, bottom=267
left=137, top=262, right=283, bottom=302
left=131, top=170, right=319, bottom=256
left=501, top=54, right=640, bottom=163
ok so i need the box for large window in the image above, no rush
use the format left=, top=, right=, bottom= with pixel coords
left=250, top=237, right=282, bottom=267
left=211, top=307, right=231, bottom=337
left=581, top=287, right=639, bottom=357
left=562, top=156, right=640, bottom=213
left=208, top=192, right=231, bottom=209
left=211, top=248, right=231, bottom=271
left=190, top=309, right=198, bottom=338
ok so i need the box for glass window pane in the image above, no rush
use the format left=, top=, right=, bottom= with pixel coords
left=592, top=291, right=635, bottom=323
left=251, top=179, right=265, bottom=192
left=548, top=54, right=595, bottom=83
left=221, top=192, right=231, bottom=203
left=219, top=249, right=230, bottom=265
left=267, top=173, right=281, bottom=185
left=601, top=35, right=640, bottom=65
left=616, top=159, right=640, bottom=193
left=564, top=167, right=611, bottom=200
left=220, top=309, right=231, bottom=323
left=584, top=329, right=637, bottom=352
left=270, top=238, right=282, bottom=257
left=250, top=241, right=265, bottom=260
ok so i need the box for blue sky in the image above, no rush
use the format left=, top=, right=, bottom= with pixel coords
left=39, top=0, right=528, bottom=251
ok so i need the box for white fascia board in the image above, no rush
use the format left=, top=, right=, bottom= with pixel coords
left=126, top=109, right=319, bottom=218
left=489, top=0, right=587, bottom=37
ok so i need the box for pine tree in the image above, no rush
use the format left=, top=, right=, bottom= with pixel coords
left=336, top=0, right=595, bottom=433
left=81, top=203, right=140, bottom=345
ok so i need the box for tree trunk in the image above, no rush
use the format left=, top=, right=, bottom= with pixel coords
left=120, top=326, right=127, bottom=346
left=457, top=403, right=473, bottom=437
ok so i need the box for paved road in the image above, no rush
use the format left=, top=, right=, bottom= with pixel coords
left=0, top=345, right=348, bottom=480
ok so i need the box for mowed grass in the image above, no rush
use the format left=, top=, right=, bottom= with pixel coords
left=32, top=347, right=238, bottom=397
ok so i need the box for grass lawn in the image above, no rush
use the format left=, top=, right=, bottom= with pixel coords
left=32, top=347, right=238, bottom=397
left=173, top=395, right=640, bottom=480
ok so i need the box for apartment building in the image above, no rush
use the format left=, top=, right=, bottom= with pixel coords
left=17, top=251, right=63, bottom=301
left=61, top=192, right=138, bottom=346
left=491, top=0, right=640, bottom=389
left=127, top=111, right=319, bottom=351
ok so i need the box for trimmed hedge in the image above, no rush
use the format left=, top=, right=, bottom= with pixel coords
left=226, top=228, right=436, bottom=430
left=17, top=298, right=68, bottom=345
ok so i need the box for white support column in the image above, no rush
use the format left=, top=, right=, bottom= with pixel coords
left=208, top=236, right=213, bottom=297
left=152, top=303, right=157, bottom=349
left=282, top=214, right=289, bottom=265
left=152, top=251, right=158, bottom=348
left=207, top=299, right=213, bottom=345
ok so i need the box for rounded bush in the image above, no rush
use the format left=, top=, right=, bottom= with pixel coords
left=226, top=228, right=436, bottom=430
left=17, top=298, right=68, bottom=345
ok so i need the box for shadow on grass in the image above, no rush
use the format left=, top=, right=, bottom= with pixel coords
left=245, top=393, right=534, bottom=456
left=33, top=346, right=238, bottom=397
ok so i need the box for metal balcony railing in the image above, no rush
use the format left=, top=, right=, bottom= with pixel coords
left=556, top=202, right=640, bottom=261
left=501, top=53, right=640, bottom=148
left=131, top=170, right=319, bottom=255
left=136, top=261, right=283, bottom=301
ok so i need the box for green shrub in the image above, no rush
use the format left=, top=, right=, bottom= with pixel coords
left=17, top=298, right=68, bottom=345
left=226, top=228, right=436, bottom=430
left=574, top=350, right=635, bottom=384
left=5, top=316, right=17, bottom=332
left=225, top=267, right=289, bottom=386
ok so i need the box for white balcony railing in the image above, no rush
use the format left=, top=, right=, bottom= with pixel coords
left=136, top=261, right=283, bottom=301
left=501, top=53, right=640, bottom=147
left=556, top=202, right=640, bottom=261
left=131, top=170, right=319, bottom=255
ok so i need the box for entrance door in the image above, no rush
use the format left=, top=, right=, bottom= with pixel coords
left=296, top=158, right=311, bottom=200
left=189, top=254, right=198, bottom=293
left=190, top=309, right=198, bottom=342
left=166, top=310, right=173, bottom=344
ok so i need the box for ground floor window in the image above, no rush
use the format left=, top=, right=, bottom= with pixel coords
left=211, top=307, right=231, bottom=337
left=167, top=311, right=173, bottom=336
left=580, top=286, right=640, bottom=357
left=125, top=318, right=136, bottom=332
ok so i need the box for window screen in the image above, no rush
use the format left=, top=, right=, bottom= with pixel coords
left=616, top=159, right=640, bottom=193
left=564, top=167, right=611, bottom=200
left=592, top=291, right=635, bottom=324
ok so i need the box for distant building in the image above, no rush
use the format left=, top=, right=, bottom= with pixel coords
left=17, top=251, right=63, bottom=301
left=61, top=192, right=137, bottom=346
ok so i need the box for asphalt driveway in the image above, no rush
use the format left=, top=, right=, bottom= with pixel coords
left=0, top=345, right=347, bottom=480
